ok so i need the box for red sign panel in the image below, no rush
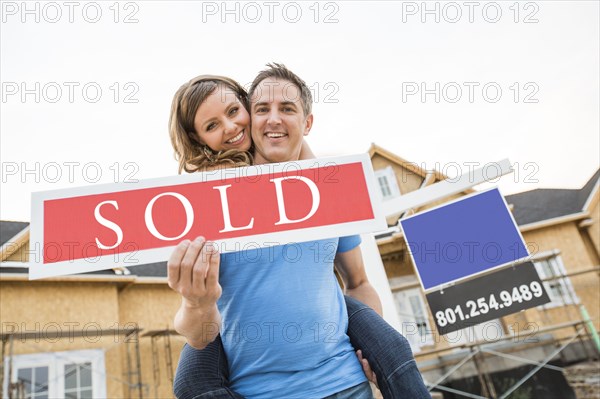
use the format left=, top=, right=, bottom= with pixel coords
left=30, top=155, right=386, bottom=279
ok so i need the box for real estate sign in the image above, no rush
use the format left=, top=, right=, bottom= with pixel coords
left=400, top=187, right=549, bottom=334
left=30, top=154, right=386, bottom=279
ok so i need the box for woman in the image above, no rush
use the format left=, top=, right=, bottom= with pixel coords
left=169, top=74, right=255, bottom=173
left=168, top=74, right=431, bottom=399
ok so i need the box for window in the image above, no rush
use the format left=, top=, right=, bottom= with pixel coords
left=374, top=167, right=400, bottom=200
left=393, top=288, right=433, bottom=350
left=378, top=176, right=392, bottom=197
left=64, top=362, right=93, bottom=399
left=16, top=366, right=49, bottom=399
left=445, top=319, right=505, bottom=347
left=533, top=254, right=579, bottom=306
left=3, top=350, right=105, bottom=399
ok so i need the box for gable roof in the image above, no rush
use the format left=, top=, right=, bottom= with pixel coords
left=581, top=168, right=600, bottom=210
left=368, top=143, right=446, bottom=181
left=121, top=262, right=168, bottom=277
left=1, top=221, right=29, bottom=246
left=368, top=143, right=477, bottom=193
left=506, top=169, right=600, bottom=226
left=369, top=144, right=478, bottom=229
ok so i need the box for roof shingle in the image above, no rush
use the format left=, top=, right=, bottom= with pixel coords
left=506, top=169, right=599, bottom=225
left=0, top=221, right=29, bottom=246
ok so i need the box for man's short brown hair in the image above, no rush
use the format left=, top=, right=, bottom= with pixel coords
left=249, top=63, right=313, bottom=117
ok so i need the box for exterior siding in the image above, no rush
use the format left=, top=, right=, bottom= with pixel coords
left=4, top=241, right=29, bottom=262
left=118, top=284, right=185, bottom=398
left=587, top=194, right=600, bottom=256
left=0, top=280, right=184, bottom=398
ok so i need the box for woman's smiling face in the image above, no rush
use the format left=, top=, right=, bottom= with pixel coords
left=193, top=85, right=252, bottom=152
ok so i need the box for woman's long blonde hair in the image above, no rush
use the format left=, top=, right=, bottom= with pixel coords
left=169, top=75, right=253, bottom=173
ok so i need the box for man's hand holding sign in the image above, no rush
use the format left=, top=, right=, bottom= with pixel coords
left=168, top=237, right=222, bottom=349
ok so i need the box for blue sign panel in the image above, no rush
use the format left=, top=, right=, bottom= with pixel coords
left=400, top=187, right=529, bottom=290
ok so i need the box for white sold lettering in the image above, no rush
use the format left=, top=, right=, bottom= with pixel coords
left=94, top=200, right=123, bottom=249
left=213, top=184, right=255, bottom=233
left=94, top=175, right=320, bottom=245
left=271, top=176, right=320, bottom=225
left=145, top=192, right=194, bottom=240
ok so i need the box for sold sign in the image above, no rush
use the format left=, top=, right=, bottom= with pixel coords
left=29, top=154, right=386, bottom=279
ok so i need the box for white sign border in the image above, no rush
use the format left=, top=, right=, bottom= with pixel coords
left=30, top=154, right=386, bottom=280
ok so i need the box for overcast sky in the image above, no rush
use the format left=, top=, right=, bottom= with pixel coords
left=1, top=0, right=598, bottom=222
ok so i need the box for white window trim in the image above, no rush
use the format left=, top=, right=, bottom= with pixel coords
left=393, top=287, right=434, bottom=352
left=533, top=253, right=579, bottom=308
left=375, top=166, right=401, bottom=200
left=3, top=349, right=106, bottom=399
left=444, top=319, right=505, bottom=349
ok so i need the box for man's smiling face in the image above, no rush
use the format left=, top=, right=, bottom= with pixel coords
left=250, top=78, right=313, bottom=165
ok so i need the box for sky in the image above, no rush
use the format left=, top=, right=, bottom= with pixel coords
left=1, top=0, right=599, bottom=222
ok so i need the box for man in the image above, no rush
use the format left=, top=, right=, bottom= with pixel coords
left=249, top=64, right=383, bottom=312
left=170, top=64, right=382, bottom=398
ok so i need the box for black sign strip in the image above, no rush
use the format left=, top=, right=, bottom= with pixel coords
left=426, top=262, right=551, bottom=335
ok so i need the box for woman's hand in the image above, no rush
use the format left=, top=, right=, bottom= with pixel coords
left=357, top=350, right=379, bottom=388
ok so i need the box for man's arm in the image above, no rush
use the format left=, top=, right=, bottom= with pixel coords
left=168, top=237, right=223, bottom=349
left=334, top=245, right=383, bottom=316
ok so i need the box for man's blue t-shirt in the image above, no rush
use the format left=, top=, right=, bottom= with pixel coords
left=218, top=236, right=367, bottom=398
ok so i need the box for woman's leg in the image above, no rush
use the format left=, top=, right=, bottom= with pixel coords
left=344, top=295, right=431, bottom=399
left=173, top=334, right=245, bottom=399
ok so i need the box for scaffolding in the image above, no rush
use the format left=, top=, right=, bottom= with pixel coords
left=0, top=325, right=189, bottom=399
left=396, top=263, right=600, bottom=398
left=0, top=326, right=145, bottom=399
left=416, top=314, right=599, bottom=397
left=141, top=328, right=179, bottom=399
left=124, top=329, right=144, bottom=399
